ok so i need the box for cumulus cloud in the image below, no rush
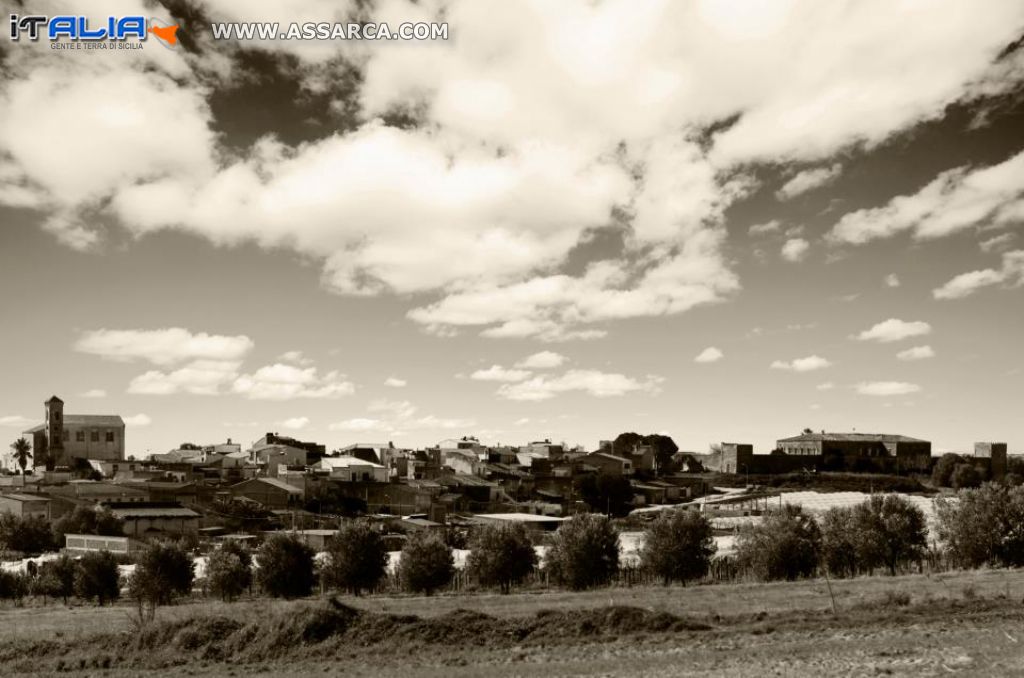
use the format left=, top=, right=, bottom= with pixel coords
left=829, top=150, right=1024, bottom=245
left=694, top=347, right=724, bottom=364
left=885, top=273, right=901, bottom=288
left=329, top=398, right=472, bottom=432
left=932, top=250, right=1024, bottom=299
left=980, top=233, right=1017, bottom=253
left=128, top=360, right=242, bottom=396
left=770, top=355, right=832, bottom=372
left=496, top=369, right=662, bottom=401
left=384, top=377, right=408, bottom=388
left=278, top=417, right=311, bottom=430
left=781, top=238, right=810, bottom=262
left=278, top=351, right=314, bottom=366
left=855, top=318, right=932, bottom=343
left=856, top=381, right=922, bottom=396
left=516, top=351, right=567, bottom=369
left=75, top=328, right=253, bottom=366
left=329, top=418, right=387, bottom=432
left=776, top=164, right=843, bottom=200
left=748, top=220, right=781, bottom=236
left=897, top=345, right=936, bottom=361
left=123, top=414, right=152, bottom=427
left=232, top=364, right=355, bottom=400
left=80, top=389, right=107, bottom=399
left=470, top=365, right=532, bottom=382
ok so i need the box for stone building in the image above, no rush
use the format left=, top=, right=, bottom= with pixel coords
left=23, top=396, right=125, bottom=469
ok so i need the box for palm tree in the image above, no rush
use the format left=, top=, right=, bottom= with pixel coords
left=10, top=437, right=32, bottom=475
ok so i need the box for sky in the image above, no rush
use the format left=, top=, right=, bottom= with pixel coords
left=0, top=0, right=1022, bottom=458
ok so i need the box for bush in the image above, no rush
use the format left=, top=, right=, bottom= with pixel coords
left=852, top=494, right=927, bottom=575
left=467, top=522, right=537, bottom=593
left=397, top=530, right=454, bottom=595
left=0, top=570, right=28, bottom=601
left=256, top=533, right=316, bottom=599
left=951, top=464, right=983, bottom=490
left=74, top=551, right=121, bottom=605
left=322, top=522, right=388, bottom=596
left=937, top=483, right=1024, bottom=568
left=736, top=505, right=820, bottom=581
left=819, top=507, right=860, bottom=577
left=931, top=453, right=964, bottom=487
left=206, top=540, right=252, bottom=601
left=640, top=510, right=715, bottom=585
left=0, top=513, right=55, bottom=554
left=33, top=553, right=77, bottom=603
left=130, top=542, right=195, bottom=609
left=545, top=513, right=619, bottom=590
left=51, top=506, right=124, bottom=544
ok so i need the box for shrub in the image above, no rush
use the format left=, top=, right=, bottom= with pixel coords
left=206, top=540, right=252, bottom=601
left=33, top=553, right=77, bottom=603
left=130, top=541, right=195, bottom=609
left=936, top=483, right=1024, bottom=568
left=852, top=494, right=927, bottom=575
left=736, top=505, right=820, bottom=581
left=51, top=506, right=124, bottom=544
left=321, top=522, right=388, bottom=596
left=467, top=522, right=537, bottom=593
left=951, top=464, right=982, bottom=490
left=74, top=551, right=121, bottom=605
left=819, top=507, right=860, bottom=577
left=545, top=513, right=619, bottom=590
left=397, top=530, right=454, bottom=595
left=256, top=533, right=316, bottom=599
left=0, top=570, right=28, bottom=601
left=640, top=510, right=715, bottom=586
left=0, top=513, right=55, bottom=554
left=931, top=453, right=964, bottom=487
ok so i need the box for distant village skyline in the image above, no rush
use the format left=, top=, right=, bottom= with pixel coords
left=2, top=1, right=1023, bottom=456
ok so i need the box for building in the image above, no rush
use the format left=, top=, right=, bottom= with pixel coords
left=23, top=396, right=125, bottom=468
left=65, top=533, right=144, bottom=555
left=584, top=451, right=634, bottom=476
left=973, top=442, right=1008, bottom=481
left=721, top=432, right=933, bottom=475
left=0, top=493, right=52, bottom=519
left=229, top=477, right=303, bottom=509
left=254, top=444, right=308, bottom=476
left=316, top=456, right=388, bottom=482
left=107, top=502, right=201, bottom=538
left=519, top=440, right=565, bottom=459
left=254, top=432, right=326, bottom=464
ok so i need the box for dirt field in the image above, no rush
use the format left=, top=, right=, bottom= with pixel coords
left=3, top=568, right=1024, bottom=676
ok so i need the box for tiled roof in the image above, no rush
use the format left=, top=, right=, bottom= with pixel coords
left=109, top=506, right=200, bottom=519
left=776, top=432, right=928, bottom=444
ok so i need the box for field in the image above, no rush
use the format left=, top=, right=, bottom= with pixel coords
left=4, top=568, right=1024, bottom=676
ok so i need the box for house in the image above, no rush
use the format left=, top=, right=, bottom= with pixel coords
left=254, top=444, right=308, bottom=477
left=0, top=493, right=52, bottom=519
left=229, top=477, right=303, bottom=509
left=254, top=432, right=326, bottom=464
left=519, top=440, right=564, bottom=459
left=316, top=455, right=388, bottom=482
left=584, top=452, right=634, bottom=476
left=22, top=396, right=125, bottom=468
left=441, top=449, right=483, bottom=476
left=107, top=502, right=201, bottom=538
left=65, top=533, right=144, bottom=555
left=46, top=480, right=149, bottom=507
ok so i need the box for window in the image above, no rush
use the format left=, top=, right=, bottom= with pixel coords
left=105, top=431, right=115, bottom=443
left=76, top=431, right=85, bottom=442
left=90, top=430, right=99, bottom=443
left=63, top=429, right=69, bottom=441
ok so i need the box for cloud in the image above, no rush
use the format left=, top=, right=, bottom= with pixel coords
left=232, top=364, right=355, bottom=400
left=694, top=347, right=724, bottom=364
left=329, top=418, right=387, bottom=432
left=980, top=233, right=1016, bottom=253
left=748, top=220, right=781, bottom=236
left=75, top=328, right=253, bottom=366
left=770, top=355, right=832, bottom=372
left=932, top=250, right=1024, bottom=299
left=856, top=381, right=922, bottom=396
left=128, top=360, right=241, bottom=396
left=776, top=164, right=843, bottom=200
left=384, top=377, right=408, bottom=388
left=885, top=273, right=901, bottom=288
left=496, top=369, right=662, bottom=401
left=516, top=351, right=567, bottom=369
left=80, top=389, right=107, bottom=399
left=278, top=351, right=314, bottom=366
left=816, top=382, right=835, bottom=391
left=278, top=417, right=311, bottom=431
left=855, top=318, right=932, bottom=343
left=897, top=345, right=936, bottom=361
left=123, top=414, right=152, bottom=427
left=470, top=365, right=532, bottom=382
left=781, top=238, right=810, bottom=262
left=329, top=398, right=472, bottom=432
left=0, top=415, right=33, bottom=428
left=829, top=150, right=1024, bottom=245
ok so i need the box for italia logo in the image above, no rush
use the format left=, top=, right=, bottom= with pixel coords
left=9, top=15, right=180, bottom=48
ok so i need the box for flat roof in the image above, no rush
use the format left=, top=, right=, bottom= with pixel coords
left=473, top=513, right=567, bottom=523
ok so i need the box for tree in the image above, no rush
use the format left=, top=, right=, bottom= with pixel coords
left=322, top=521, right=388, bottom=596
left=397, top=530, right=454, bottom=595
left=74, top=551, right=120, bottom=605
left=545, top=513, right=619, bottom=590
left=736, top=505, right=820, bottom=581
left=951, top=464, right=982, bottom=490
left=575, top=473, right=634, bottom=517
left=9, top=438, right=32, bottom=475
left=33, top=553, right=76, bottom=604
left=206, top=540, right=252, bottom=601
left=851, top=495, right=927, bottom=575
left=612, top=432, right=679, bottom=475
left=130, top=541, right=195, bottom=615
left=931, top=453, right=965, bottom=487
left=51, top=506, right=124, bottom=545
left=256, top=533, right=316, bottom=599
left=467, top=522, right=537, bottom=593
left=819, top=507, right=860, bottom=577
left=936, top=483, right=1024, bottom=568
left=641, top=510, right=715, bottom=585
left=0, top=514, right=55, bottom=554
left=0, top=570, right=28, bottom=602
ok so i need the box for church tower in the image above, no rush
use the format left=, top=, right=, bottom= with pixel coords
left=45, top=395, right=64, bottom=466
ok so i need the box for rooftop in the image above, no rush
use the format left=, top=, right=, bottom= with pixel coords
left=777, top=432, right=929, bottom=444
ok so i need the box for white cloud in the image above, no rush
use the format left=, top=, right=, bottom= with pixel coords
left=770, top=355, right=832, bottom=372
left=781, top=238, right=810, bottom=262
left=885, top=273, right=901, bottom=288
left=75, top=328, right=253, bottom=366
left=897, top=345, right=936, bottom=361
left=748, top=219, right=781, bottom=236
left=694, top=347, right=724, bottom=364
left=776, top=164, right=843, bottom=200
left=816, top=382, right=835, bottom=391
left=516, top=351, right=567, bottom=369
left=0, top=415, right=33, bottom=428
left=367, top=399, right=419, bottom=420
left=80, top=389, right=107, bottom=399
left=932, top=250, right=1024, bottom=299
left=496, top=369, right=662, bottom=401
left=278, top=351, right=314, bottom=366
left=123, top=414, right=152, bottom=427
left=830, top=150, right=1024, bottom=245
left=329, top=418, right=387, bottom=432
left=232, top=364, right=355, bottom=400
left=329, top=398, right=472, bottom=432
left=855, top=318, right=932, bottom=343
left=470, top=365, right=532, bottom=382
left=856, top=381, right=922, bottom=396
left=278, top=417, right=311, bottom=431
left=980, top=233, right=1016, bottom=253
left=128, top=360, right=241, bottom=396
left=384, top=377, right=408, bottom=388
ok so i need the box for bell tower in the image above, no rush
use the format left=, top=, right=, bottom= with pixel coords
left=45, top=395, right=64, bottom=465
